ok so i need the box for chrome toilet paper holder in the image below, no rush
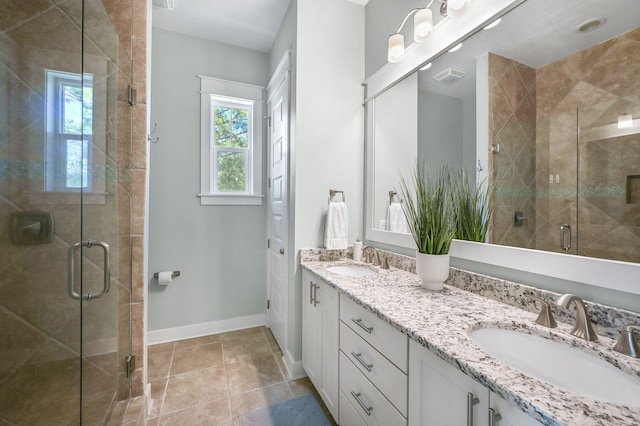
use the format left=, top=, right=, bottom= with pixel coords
left=153, top=271, right=180, bottom=279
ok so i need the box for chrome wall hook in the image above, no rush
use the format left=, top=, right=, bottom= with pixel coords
left=148, top=123, right=160, bottom=144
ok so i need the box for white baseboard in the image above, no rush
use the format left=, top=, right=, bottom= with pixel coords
left=144, top=383, right=152, bottom=417
left=283, top=349, right=307, bottom=380
left=147, top=314, right=266, bottom=345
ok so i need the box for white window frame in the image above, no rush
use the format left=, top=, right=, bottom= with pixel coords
left=199, top=76, right=264, bottom=206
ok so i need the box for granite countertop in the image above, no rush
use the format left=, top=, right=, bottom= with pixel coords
left=300, top=259, right=640, bottom=426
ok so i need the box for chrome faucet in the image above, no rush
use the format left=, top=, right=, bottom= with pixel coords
left=361, top=245, right=389, bottom=269
left=361, top=245, right=381, bottom=266
left=556, top=294, right=598, bottom=341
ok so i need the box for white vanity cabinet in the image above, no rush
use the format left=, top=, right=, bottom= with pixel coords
left=409, top=340, right=542, bottom=426
left=339, top=295, right=409, bottom=425
left=301, top=271, right=339, bottom=421
left=489, top=391, right=542, bottom=426
left=409, top=340, right=488, bottom=426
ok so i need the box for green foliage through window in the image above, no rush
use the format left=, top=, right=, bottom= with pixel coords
left=62, top=83, right=93, bottom=136
left=214, top=106, right=248, bottom=148
left=216, top=151, right=246, bottom=191
left=211, top=99, right=251, bottom=193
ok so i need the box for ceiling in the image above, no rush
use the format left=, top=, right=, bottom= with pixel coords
left=152, top=0, right=370, bottom=52
left=419, top=0, right=640, bottom=98
left=152, top=0, right=292, bottom=52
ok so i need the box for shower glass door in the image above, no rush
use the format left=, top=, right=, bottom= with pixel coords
left=534, top=109, right=579, bottom=255
left=0, top=1, right=132, bottom=424
left=577, top=95, right=640, bottom=263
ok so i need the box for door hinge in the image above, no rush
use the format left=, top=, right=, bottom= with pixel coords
left=268, top=178, right=271, bottom=188
left=125, top=354, right=136, bottom=378
left=127, top=85, right=137, bottom=106
left=267, top=116, right=272, bottom=127
left=267, top=299, right=270, bottom=309
left=267, top=239, right=270, bottom=248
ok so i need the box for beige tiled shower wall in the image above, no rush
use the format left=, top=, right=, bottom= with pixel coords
left=0, top=0, right=146, bottom=424
left=488, top=53, right=537, bottom=248
left=489, top=28, right=640, bottom=261
left=536, top=28, right=640, bottom=260
left=102, top=0, right=148, bottom=400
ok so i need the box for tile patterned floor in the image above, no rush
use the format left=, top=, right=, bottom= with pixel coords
left=146, top=326, right=336, bottom=425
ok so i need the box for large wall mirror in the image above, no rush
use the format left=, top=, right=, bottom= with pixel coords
left=366, top=0, right=640, bottom=290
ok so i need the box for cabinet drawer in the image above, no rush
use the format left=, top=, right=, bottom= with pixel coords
left=340, top=390, right=368, bottom=426
left=340, top=295, right=408, bottom=372
left=340, top=322, right=408, bottom=416
left=340, top=351, right=407, bottom=426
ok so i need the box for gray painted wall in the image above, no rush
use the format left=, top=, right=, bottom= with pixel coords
left=418, top=90, right=463, bottom=166
left=148, top=28, right=270, bottom=331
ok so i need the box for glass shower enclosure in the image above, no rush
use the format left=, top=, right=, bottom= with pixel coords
left=492, top=94, right=640, bottom=263
left=1, top=1, right=133, bottom=424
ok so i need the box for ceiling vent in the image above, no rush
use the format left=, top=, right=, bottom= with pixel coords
left=152, top=0, right=175, bottom=10
left=433, top=68, right=465, bottom=83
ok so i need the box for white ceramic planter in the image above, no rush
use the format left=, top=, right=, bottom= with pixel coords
left=415, top=252, right=450, bottom=291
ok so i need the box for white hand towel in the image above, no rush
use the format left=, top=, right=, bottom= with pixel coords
left=388, top=203, right=409, bottom=234
left=325, top=202, right=349, bottom=249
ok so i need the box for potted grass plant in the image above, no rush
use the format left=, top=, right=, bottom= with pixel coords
left=399, top=163, right=456, bottom=290
left=453, top=168, right=494, bottom=243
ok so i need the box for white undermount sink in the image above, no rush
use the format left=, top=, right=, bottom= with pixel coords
left=327, top=265, right=377, bottom=277
left=469, top=327, right=640, bottom=407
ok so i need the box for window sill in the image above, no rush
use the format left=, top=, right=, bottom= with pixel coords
left=198, top=193, right=264, bottom=206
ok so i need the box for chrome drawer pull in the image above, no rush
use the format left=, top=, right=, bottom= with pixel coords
left=488, top=408, right=503, bottom=426
left=350, top=391, right=372, bottom=416
left=351, top=351, right=373, bottom=372
left=467, top=392, right=480, bottom=426
left=351, top=317, right=373, bottom=334
left=313, top=283, right=320, bottom=306
left=309, top=282, right=314, bottom=304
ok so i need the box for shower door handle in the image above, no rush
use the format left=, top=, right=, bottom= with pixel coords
left=68, top=240, right=111, bottom=301
left=560, top=224, right=571, bottom=251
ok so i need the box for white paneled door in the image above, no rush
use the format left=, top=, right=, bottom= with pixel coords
left=266, top=53, right=290, bottom=354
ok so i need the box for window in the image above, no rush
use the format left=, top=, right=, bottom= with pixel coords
left=45, top=70, right=95, bottom=192
left=212, top=97, right=251, bottom=192
left=199, top=76, right=264, bottom=205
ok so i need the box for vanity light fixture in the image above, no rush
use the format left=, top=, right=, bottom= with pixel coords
left=618, top=114, right=633, bottom=129
left=483, top=18, right=501, bottom=30
left=448, top=42, right=463, bottom=52
left=387, top=0, right=469, bottom=64
left=388, top=33, right=406, bottom=63
left=446, top=0, right=468, bottom=16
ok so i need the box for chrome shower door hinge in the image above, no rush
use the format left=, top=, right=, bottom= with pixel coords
left=125, top=354, right=136, bottom=378
left=128, top=85, right=137, bottom=106
left=267, top=299, right=270, bottom=309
